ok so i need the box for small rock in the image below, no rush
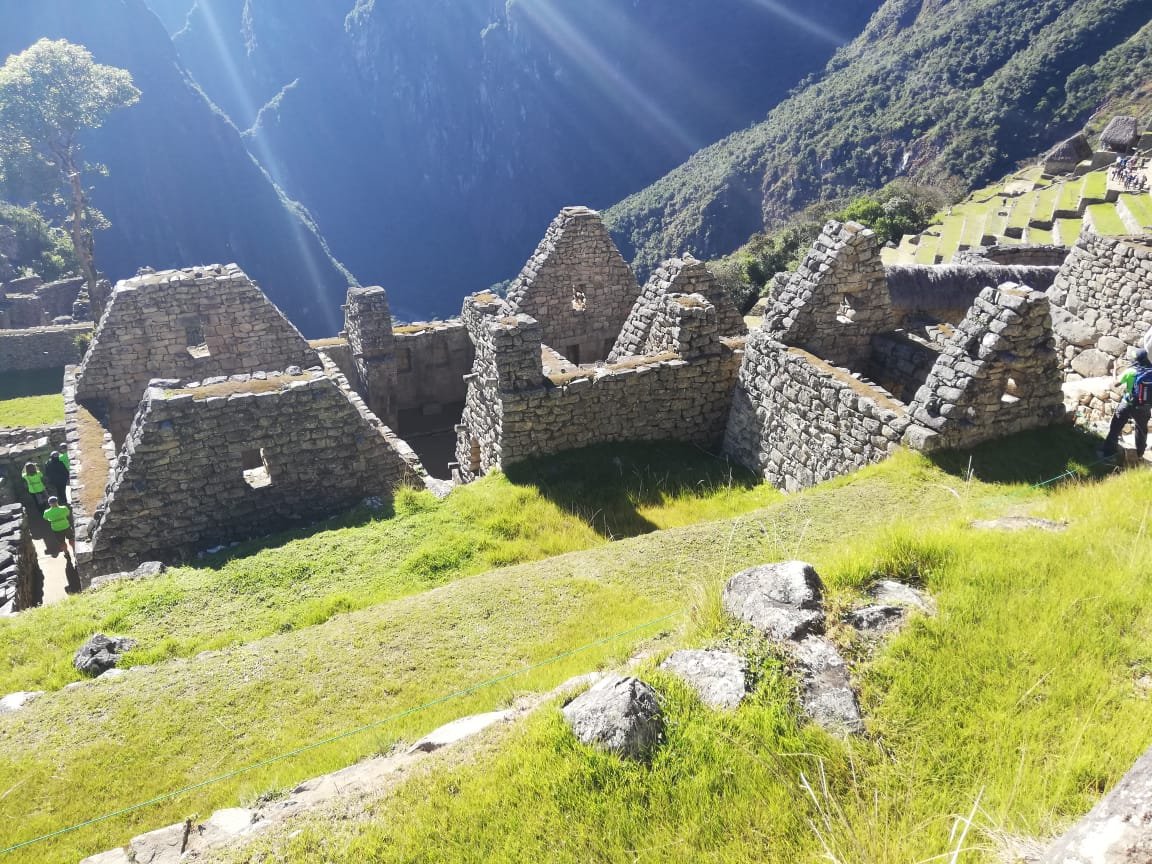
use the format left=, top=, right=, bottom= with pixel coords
left=408, top=710, right=511, bottom=754
left=972, top=516, right=1067, bottom=533
left=845, top=605, right=906, bottom=634
left=128, top=820, right=189, bottom=864
left=1071, top=348, right=1113, bottom=379
left=562, top=675, right=664, bottom=759
left=722, top=561, right=825, bottom=641
left=186, top=808, right=257, bottom=851
left=869, top=580, right=935, bottom=613
left=1097, top=335, right=1129, bottom=357
left=659, top=649, right=749, bottom=709
left=789, top=637, right=864, bottom=735
left=0, top=691, right=44, bottom=714
left=74, top=634, right=138, bottom=677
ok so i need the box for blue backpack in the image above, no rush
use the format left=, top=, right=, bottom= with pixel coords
left=1134, top=366, right=1152, bottom=407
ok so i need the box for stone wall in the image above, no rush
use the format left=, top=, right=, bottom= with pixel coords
left=75, top=264, right=319, bottom=438
left=0, top=424, right=67, bottom=507
left=886, top=264, right=1061, bottom=324
left=393, top=321, right=473, bottom=415
left=505, top=207, right=640, bottom=365
left=908, top=284, right=1066, bottom=450
left=1048, top=231, right=1152, bottom=378
left=954, top=244, right=1070, bottom=268
left=723, top=333, right=910, bottom=493
left=0, top=323, right=91, bottom=372
left=609, top=256, right=746, bottom=362
left=85, top=369, right=427, bottom=574
left=0, top=505, right=43, bottom=614
left=0, top=276, right=87, bottom=329
left=766, top=221, right=893, bottom=368
left=344, top=286, right=397, bottom=426
left=868, top=331, right=942, bottom=403
left=454, top=292, right=741, bottom=479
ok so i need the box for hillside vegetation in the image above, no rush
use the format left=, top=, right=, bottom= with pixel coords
left=0, top=430, right=1145, bottom=863
left=607, top=0, right=1152, bottom=275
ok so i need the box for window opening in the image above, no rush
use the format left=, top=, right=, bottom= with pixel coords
left=571, top=288, right=587, bottom=312
left=185, top=319, right=210, bottom=359
left=566, top=344, right=581, bottom=365
left=242, top=448, right=273, bottom=489
left=1000, top=376, right=1020, bottom=405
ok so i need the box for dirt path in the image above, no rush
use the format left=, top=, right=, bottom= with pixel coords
left=25, top=510, right=79, bottom=604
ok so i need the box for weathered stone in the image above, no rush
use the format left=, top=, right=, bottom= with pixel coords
left=1050, top=306, right=1099, bottom=348
left=562, top=675, right=664, bottom=759
left=1040, top=743, right=1152, bottom=863
left=845, top=605, right=906, bottom=634
left=0, top=690, right=43, bottom=714
left=73, top=634, right=138, bottom=677
left=1072, top=348, right=1115, bottom=378
left=408, top=710, right=512, bottom=754
left=659, top=649, right=749, bottom=709
left=789, top=636, right=864, bottom=735
left=869, top=580, right=935, bottom=614
left=185, top=808, right=257, bottom=851
left=78, top=849, right=132, bottom=864
left=722, top=561, right=826, bottom=640
left=128, top=820, right=189, bottom=864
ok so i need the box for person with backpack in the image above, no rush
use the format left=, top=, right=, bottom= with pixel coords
left=43, top=451, right=70, bottom=505
left=1102, top=349, right=1152, bottom=460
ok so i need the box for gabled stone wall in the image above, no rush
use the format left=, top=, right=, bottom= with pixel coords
left=609, top=256, right=745, bottom=361
left=766, top=221, right=893, bottom=368
left=723, top=333, right=910, bottom=492
left=505, top=207, right=639, bottom=365
left=908, top=284, right=1066, bottom=450
left=75, top=264, right=319, bottom=438
left=454, top=292, right=741, bottom=480
left=1048, top=232, right=1152, bottom=378
left=85, top=369, right=426, bottom=574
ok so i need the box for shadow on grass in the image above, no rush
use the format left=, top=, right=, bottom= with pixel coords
left=503, top=441, right=760, bottom=539
left=0, top=367, right=64, bottom=399
left=929, top=424, right=1113, bottom=486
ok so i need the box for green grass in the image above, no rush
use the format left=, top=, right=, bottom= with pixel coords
left=1056, top=218, right=1084, bottom=246
left=958, top=208, right=988, bottom=250
left=0, top=393, right=64, bottom=428
left=1087, top=203, right=1129, bottom=236
left=212, top=458, right=1152, bottom=864
left=1031, top=182, right=1061, bottom=223
left=1025, top=226, right=1054, bottom=244
left=0, top=428, right=1125, bottom=863
left=1080, top=169, right=1108, bottom=201
left=0, top=444, right=779, bottom=696
left=1006, top=193, right=1035, bottom=232
left=914, top=233, right=940, bottom=264
left=1119, top=192, right=1152, bottom=229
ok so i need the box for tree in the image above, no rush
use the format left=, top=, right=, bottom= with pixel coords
left=0, top=39, right=140, bottom=292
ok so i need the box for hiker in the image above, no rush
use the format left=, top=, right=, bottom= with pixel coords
left=43, top=451, right=70, bottom=505
left=22, top=463, right=47, bottom=512
left=1101, top=349, right=1152, bottom=460
left=42, top=496, right=74, bottom=558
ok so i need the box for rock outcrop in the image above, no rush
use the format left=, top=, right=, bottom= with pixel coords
left=562, top=675, right=664, bottom=759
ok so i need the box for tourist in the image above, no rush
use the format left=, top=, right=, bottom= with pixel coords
left=42, top=496, right=74, bottom=558
left=1101, top=349, right=1152, bottom=460
left=22, top=463, right=48, bottom=512
left=43, top=451, right=70, bottom=505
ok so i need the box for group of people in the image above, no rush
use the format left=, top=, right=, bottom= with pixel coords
left=1109, top=156, right=1148, bottom=192
left=21, top=450, right=74, bottom=558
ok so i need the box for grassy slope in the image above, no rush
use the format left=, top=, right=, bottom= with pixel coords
left=0, top=442, right=1012, bottom=864
left=0, top=394, right=64, bottom=428
left=214, top=458, right=1152, bottom=864
left=605, top=0, right=1152, bottom=274
left=0, top=444, right=779, bottom=695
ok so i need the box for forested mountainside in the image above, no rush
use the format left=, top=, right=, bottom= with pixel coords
left=141, top=0, right=882, bottom=320
left=606, top=0, right=1152, bottom=275
left=0, top=0, right=354, bottom=337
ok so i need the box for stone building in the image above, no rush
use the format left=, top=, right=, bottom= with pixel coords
left=505, top=207, right=640, bottom=365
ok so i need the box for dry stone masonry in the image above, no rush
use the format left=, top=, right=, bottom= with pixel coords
left=505, top=207, right=640, bottom=365
left=0, top=322, right=91, bottom=372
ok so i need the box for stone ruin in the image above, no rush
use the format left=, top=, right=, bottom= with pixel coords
left=68, top=264, right=434, bottom=578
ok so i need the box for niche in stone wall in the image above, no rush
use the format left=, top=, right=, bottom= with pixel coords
left=836, top=296, right=858, bottom=325
left=183, top=316, right=211, bottom=359
left=571, top=287, right=587, bottom=312
left=241, top=448, right=273, bottom=489
left=1000, top=376, right=1020, bottom=405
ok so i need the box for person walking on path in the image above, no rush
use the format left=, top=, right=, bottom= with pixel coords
left=43, top=451, right=70, bottom=505
left=22, top=463, right=48, bottom=512
left=1102, top=349, right=1152, bottom=460
left=42, top=496, right=74, bottom=558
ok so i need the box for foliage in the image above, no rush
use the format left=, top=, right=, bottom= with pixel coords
left=606, top=0, right=1151, bottom=274
left=0, top=38, right=139, bottom=285
left=0, top=201, right=78, bottom=280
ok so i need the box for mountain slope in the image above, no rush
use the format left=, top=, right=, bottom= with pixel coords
left=605, top=0, right=1152, bottom=275
left=141, top=0, right=883, bottom=320
left=0, top=0, right=354, bottom=335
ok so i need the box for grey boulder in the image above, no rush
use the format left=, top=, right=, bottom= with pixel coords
left=845, top=604, right=907, bottom=635
left=722, top=561, right=825, bottom=641
left=660, top=649, right=749, bottom=709
left=74, top=634, right=138, bottom=677
left=789, top=636, right=864, bottom=735
left=562, top=675, right=664, bottom=759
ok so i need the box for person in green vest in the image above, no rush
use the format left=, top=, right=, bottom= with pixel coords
left=22, top=463, right=47, bottom=512
left=42, top=496, right=73, bottom=558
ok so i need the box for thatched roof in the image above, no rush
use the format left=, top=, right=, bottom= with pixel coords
left=1044, top=132, right=1092, bottom=165
left=1101, top=115, right=1139, bottom=152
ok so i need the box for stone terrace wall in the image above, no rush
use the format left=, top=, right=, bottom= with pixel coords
left=609, top=256, right=746, bottom=362
left=0, top=323, right=91, bottom=372
left=766, top=221, right=893, bottom=368
left=454, top=293, right=741, bottom=480
left=505, top=207, right=640, bottom=365
left=723, top=332, right=910, bottom=493
left=908, top=284, right=1066, bottom=450
left=954, top=244, right=1069, bottom=267
left=86, top=370, right=426, bottom=574
left=886, top=265, right=1060, bottom=324
left=75, top=264, right=319, bottom=436
left=1048, top=231, right=1152, bottom=378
